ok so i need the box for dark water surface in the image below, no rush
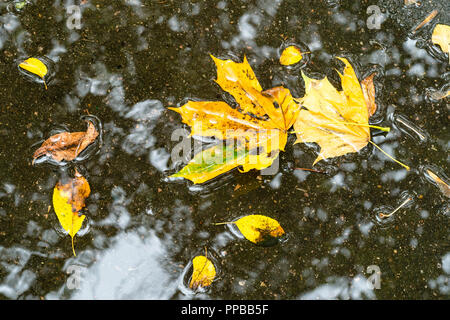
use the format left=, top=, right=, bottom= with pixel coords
left=0, top=0, right=449, bottom=299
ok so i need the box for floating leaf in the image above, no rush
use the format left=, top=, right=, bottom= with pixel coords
left=53, top=170, right=90, bottom=256
left=432, top=24, right=450, bottom=62
left=294, top=57, right=375, bottom=163
left=280, top=46, right=303, bottom=66
left=361, top=72, right=377, bottom=117
left=33, top=120, right=99, bottom=164
left=189, top=255, right=216, bottom=290
left=426, top=169, right=450, bottom=198
left=217, top=214, right=285, bottom=245
left=293, top=57, right=408, bottom=170
left=15, top=0, right=29, bottom=10
left=428, top=89, right=449, bottom=100
left=169, top=55, right=300, bottom=184
left=19, top=57, right=48, bottom=89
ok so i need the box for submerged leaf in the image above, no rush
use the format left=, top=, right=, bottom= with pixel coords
left=19, top=57, right=48, bottom=89
left=171, top=143, right=276, bottom=184
left=53, top=170, right=90, bottom=256
left=189, top=255, right=216, bottom=289
left=232, top=215, right=285, bottom=245
left=33, top=121, right=99, bottom=164
left=280, top=46, right=303, bottom=66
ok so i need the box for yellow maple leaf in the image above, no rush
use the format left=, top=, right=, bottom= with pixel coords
left=53, top=170, right=90, bottom=256
left=294, top=57, right=408, bottom=170
left=169, top=55, right=300, bottom=184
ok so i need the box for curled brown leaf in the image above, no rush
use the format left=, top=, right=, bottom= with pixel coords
left=33, top=121, right=98, bottom=164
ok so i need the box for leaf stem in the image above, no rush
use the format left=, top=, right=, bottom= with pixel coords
left=288, top=122, right=390, bottom=134
left=369, top=140, right=410, bottom=170
left=214, top=221, right=236, bottom=226
left=326, top=122, right=390, bottom=132
left=380, top=197, right=412, bottom=218
left=72, top=236, right=76, bottom=257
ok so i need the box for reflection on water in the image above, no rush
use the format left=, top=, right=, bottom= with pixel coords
left=0, top=0, right=448, bottom=300
left=46, top=231, right=178, bottom=299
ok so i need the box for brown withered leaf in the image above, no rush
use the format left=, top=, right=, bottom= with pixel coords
left=361, top=72, right=377, bottom=117
left=33, top=121, right=98, bottom=164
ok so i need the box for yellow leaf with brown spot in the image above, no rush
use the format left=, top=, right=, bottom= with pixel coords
left=53, top=170, right=90, bottom=256
left=234, top=215, right=285, bottom=245
left=19, top=57, right=48, bottom=89
left=189, top=256, right=216, bottom=289
left=280, top=46, right=303, bottom=65
left=432, top=24, right=450, bottom=62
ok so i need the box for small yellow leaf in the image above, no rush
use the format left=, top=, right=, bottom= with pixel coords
left=52, top=170, right=90, bottom=256
left=19, top=57, right=48, bottom=89
left=280, top=46, right=303, bottom=66
left=432, top=24, right=450, bottom=62
left=234, top=214, right=285, bottom=244
left=189, top=256, right=216, bottom=289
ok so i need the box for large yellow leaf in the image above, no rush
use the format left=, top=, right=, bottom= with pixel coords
left=53, top=170, right=90, bottom=256
left=170, top=55, right=300, bottom=183
left=294, top=57, right=373, bottom=165
left=189, top=255, right=216, bottom=290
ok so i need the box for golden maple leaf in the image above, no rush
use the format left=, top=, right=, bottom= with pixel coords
left=294, top=57, right=406, bottom=168
left=169, top=55, right=300, bottom=184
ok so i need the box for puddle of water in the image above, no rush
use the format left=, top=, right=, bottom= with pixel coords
left=0, top=0, right=448, bottom=300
